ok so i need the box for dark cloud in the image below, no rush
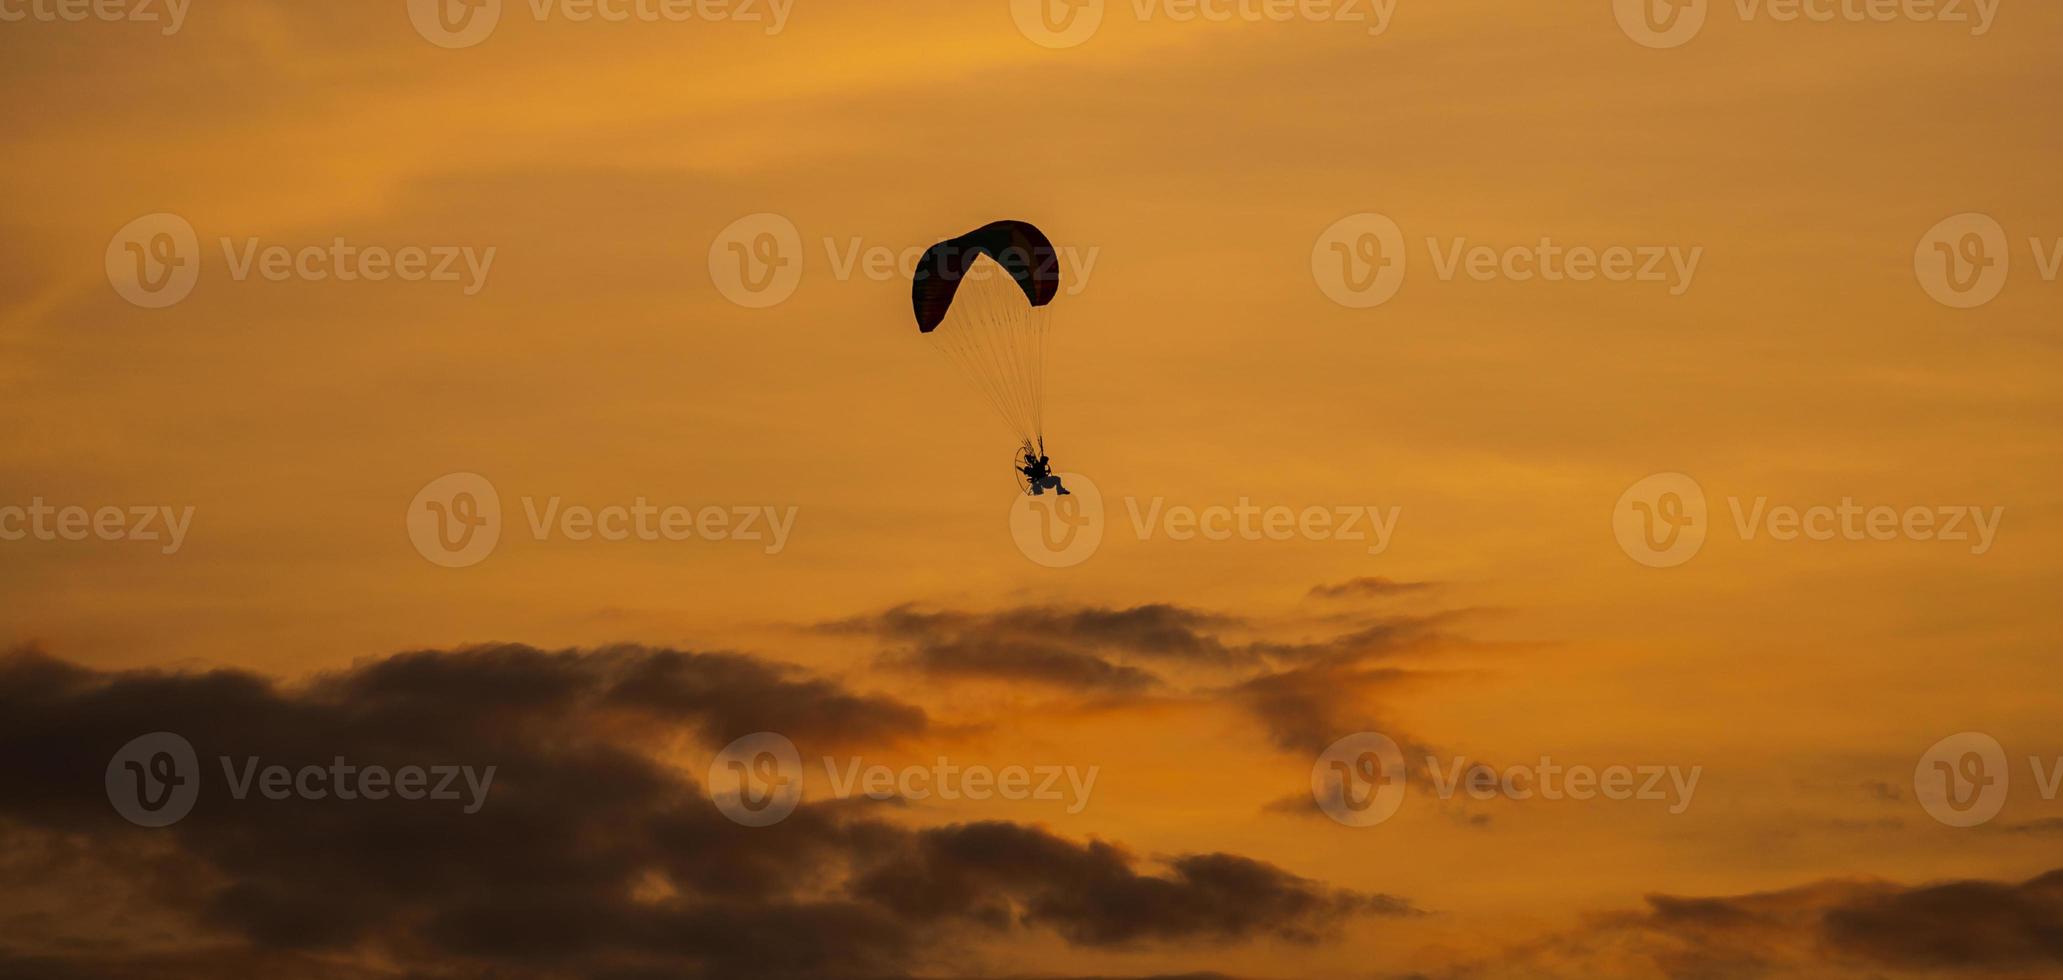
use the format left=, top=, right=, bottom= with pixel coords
left=832, top=599, right=1465, bottom=769
left=1223, top=663, right=1424, bottom=757
left=829, top=605, right=1248, bottom=693
left=1820, top=870, right=2063, bottom=968
left=0, top=645, right=1397, bottom=979
left=850, top=821, right=1415, bottom=946
left=1306, top=578, right=1436, bottom=601
left=1238, top=613, right=1462, bottom=669
left=1414, top=870, right=2063, bottom=978
left=890, top=636, right=1162, bottom=694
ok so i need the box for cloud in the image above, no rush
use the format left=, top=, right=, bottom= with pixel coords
left=831, top=599, right=1467, bottom=765
left=1307, top=578, right=1436, bottom=601
left=850, top=821, right=1416, bottom=946
left=0, top=645, right=1399, bottom=979
left=1223, top=663, right=1425, bottom=757
left=1412, top=870, right=2063, bottom=978
left=831, top=604, right=1250, bottom=689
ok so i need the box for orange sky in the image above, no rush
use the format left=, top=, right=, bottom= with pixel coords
left=3, top=2, right=2061, bottom=978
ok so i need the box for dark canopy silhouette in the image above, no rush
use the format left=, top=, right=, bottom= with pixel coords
left=907, top=219, right=1067, bottom=452
left=911, top=220, right=1061, bottom=333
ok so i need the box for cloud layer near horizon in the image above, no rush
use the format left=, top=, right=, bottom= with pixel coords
left=0, top=642, right=1410, bottom=979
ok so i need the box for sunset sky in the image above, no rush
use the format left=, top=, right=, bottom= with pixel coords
left=3, top=2, right=2061, bottom=977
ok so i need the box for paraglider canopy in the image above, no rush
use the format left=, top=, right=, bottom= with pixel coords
left=911, top=220, right=1061, bottom=333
